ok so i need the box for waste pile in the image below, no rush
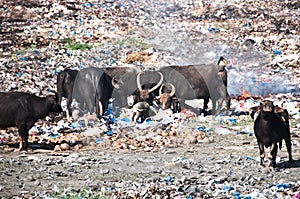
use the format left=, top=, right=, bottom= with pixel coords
left=0, top=0, right=300, bottom=198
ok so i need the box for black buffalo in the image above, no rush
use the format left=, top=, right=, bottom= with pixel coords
left=104, top=66, right=141, bottom=108
left=104, top=64, right=230, bottom=115
left=157, top=64, right=231, bottom=115
left=251, top=100, right=293, bottom=169
left=56, top=68, right=78, bottom=118
left=0, top=92, right=62, bottom=151
left=72, top=67, right=119, bottom=116
left=126, top=71, right=163, bottom=108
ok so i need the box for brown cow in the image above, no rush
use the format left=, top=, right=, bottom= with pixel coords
left=251, top=100, right=293, bottom=170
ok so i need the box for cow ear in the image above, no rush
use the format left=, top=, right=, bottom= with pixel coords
left=249, top=106, right=259, bottom=119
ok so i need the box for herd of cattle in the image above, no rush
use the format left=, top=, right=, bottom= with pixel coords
left=57, top=61, right=230, bottom=119
left=0, top=58, right=294, bottom=169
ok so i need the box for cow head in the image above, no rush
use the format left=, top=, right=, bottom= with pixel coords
left=250, top=100, right=274, bottom=119
left=137, top=71, right=163, bottom=101
left=260, top=100, right=274, bottom=113
left=47, top=94, right=63, bottom=113
left=217, top=56, right=230, bottom=87
left=159, top=83, right=176, bottom=110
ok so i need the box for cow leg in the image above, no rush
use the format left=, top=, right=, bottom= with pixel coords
left=225, top=91, right=231, bottom=110
left=202, top=98, right=209, bottom=115
left=132, top=112, right=138, bottom=123
left=66, top=96, right=73, bottom=118
left=18, top=125, right=29, bottom=151
left=284, top=136, right=293, bottom=162
left=216, top=98, right=224, bottom=115
left=85, top=99, right=94, bottom=115
left=258, top=142, right=265, bottom=167
left=95, top=100, right=103, bottom=118
left=269, top=142, right=278, bottom=169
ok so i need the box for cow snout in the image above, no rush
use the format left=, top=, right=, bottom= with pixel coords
left=160, top=94, right=171, bottom=110
left=261, top=100, right=274, bottom=112
left=53, top=104, right=63, bottom=113
left=127, top=95, right=135, bottom=108
left=262, top=105, right=273, bottom=112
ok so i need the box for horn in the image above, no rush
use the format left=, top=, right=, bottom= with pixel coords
left=137, top=72, right=143, bottom=91
left=99, top=101, right=103, bottom=116
left=159, top=84, right=165, bottom=96
left=148, top=72, right=163, bottom=93
left=217, top=56, right=229, bottom=66
left=167, top=83, right=176, bottom=97
left=111, top=77, right=120, bottom=89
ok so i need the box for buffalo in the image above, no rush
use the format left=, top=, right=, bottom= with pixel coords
left=105, top=63, right=230, bottom=115
left=72, top=67, right=119, bottom=117
left=0, top=92, right=62, bottom=151
left=251, top=100, right=293, bottom=170
left=56, top=68, right=78, bottom=118
left=157, top=64, right=231, bottom=115
left=158, top=83, right=181, bottom=113
left=126, top=71, right=163, bottom=108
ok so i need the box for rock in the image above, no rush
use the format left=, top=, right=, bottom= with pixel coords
left=60, top=143, right=70, bottom=151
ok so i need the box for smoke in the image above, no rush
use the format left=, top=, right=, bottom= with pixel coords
left=84, top=0, right=297, bottom=97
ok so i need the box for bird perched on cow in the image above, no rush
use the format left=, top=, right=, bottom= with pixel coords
left=251, top=100, right=293, bottom=170
left=0, top=92, right=62, bottom=151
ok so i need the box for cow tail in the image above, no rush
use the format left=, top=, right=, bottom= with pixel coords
left=279, top=140, right=282, bottom=150
left=57, top=72, right=68, bottom=104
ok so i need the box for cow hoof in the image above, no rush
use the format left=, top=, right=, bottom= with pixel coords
left=18, top=148, right=27, bottom=152
left=268, top=166, right=274, bottom=172
left=260, top=163, right=265, bottom=168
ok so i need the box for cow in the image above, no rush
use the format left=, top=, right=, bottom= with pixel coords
left=157, top=64, right=231, bottom=115
left=56, top=68, right=78, bottom=118
left=158, top=83, right=181, bottom=113
left=131, top=101, right=150, bottom=123
left=126, top=71, right=163, bottom=108
left=251, top=100, right=293, bottom=170
left=104, top=66, right=141, bottom=108
left=72, top=67, right=119, bottom=117
left=217, top=56, right=230, bottom=87
left=104, top=63, right=230, bottom=115
left=0, top=92, right=62, bottom=151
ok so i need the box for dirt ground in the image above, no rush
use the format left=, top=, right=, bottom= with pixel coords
left=1, top=117, right=299, bottom=198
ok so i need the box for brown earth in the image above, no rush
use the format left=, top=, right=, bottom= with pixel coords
left=0, top=116, right=300, bottom=198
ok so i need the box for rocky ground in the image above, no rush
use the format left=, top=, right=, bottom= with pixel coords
left=0, top=128, right=300, bottom=198
left=1, top=0, right=300, bottom=198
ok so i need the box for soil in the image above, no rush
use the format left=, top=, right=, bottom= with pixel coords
left=0, top=120, right=300, bottom=198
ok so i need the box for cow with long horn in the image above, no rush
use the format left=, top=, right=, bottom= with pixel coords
left=136, top=71, right=163, bottom=102
left=127, top=71, right=163, bottom=108
left=158, top=83, right=181, bottom=113
left=157, top=64, right=231, bottom=115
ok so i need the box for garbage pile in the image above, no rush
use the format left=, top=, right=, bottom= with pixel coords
left=0, top=0, right=299, bottom=96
